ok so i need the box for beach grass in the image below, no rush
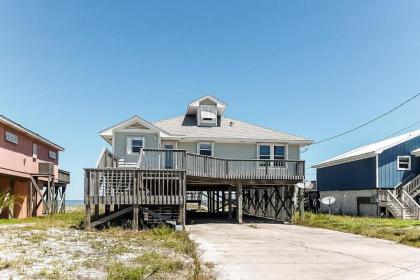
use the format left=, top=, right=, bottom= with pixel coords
left=294, top=212, right=420, bottom=248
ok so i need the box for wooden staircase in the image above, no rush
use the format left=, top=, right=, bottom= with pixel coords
left=380, top=174, right=420, bottom=220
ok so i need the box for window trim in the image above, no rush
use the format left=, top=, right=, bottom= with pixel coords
left=198, top=105, right=217, bottom=125
left=5, top=131, right=18, bottom=144
left=48, top=150, right=57, bottom=160
left=197, top=142, right=214, bottom=157
left=257, top=143, right=287, bottom=160
left=397, top=156, right=411, bottom=171
left=32, top=143, right=38, bottom=159
left=126, top=136, right=145, bottom=155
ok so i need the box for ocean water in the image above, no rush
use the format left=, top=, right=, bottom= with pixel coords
left=66, top=200, right=84, bottom=206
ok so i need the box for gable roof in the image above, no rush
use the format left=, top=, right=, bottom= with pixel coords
left=186, top=95, right=227, bottom=116
left=154, top=115, right=312, bottom=144
left=0, top=115, right=64, bottom=151
left=99, top=115, right=174, bottom=144
left=313, top=130, right=420, bottom=169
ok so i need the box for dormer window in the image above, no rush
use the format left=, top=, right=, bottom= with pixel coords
left=198, top=105, right=217, bottom=126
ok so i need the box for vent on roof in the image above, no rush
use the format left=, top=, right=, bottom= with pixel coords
left=229, top=121, right=234, bottom=127
left=125, top=123, right=148, bottom=130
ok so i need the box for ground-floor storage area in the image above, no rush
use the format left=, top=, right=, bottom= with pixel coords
left=0, top=173, right=67, bottom=219
left=319, top=189, right=379, bottom=217
left=0, top=175, right=34, bottom=218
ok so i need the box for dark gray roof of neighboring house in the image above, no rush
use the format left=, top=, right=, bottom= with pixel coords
left=154, top=115, right=312, bottom=144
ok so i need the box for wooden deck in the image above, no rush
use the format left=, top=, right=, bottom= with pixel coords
left=84, top=148, right=304, bottom=229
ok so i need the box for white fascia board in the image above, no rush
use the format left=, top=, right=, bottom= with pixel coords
left=99, top=115, right=174, bottom=144
left=312, top=152, right=377, bottom=169
left=174, top=136, right=312, bottom=145
left=187, top=95, right=228, bottom=115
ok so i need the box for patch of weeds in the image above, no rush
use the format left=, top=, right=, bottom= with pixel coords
left=3, top=211, right=85, bottom=230
left=248, top=224, right=258, bottom=229
left=27, top=233, right=48, bottom=244
left=107, top=252, right=183, bottom=280
left=37, top=268, right=64, bottom=280
left=294, top=212, right=420, bottom=248
left=0, top=258, right=34, bottom=271
left=135, top=252, right=184, bottom=273
left=0, top=260, right=12, bottom=270
left=108, top=244, right=130, bottom=254
left=107, top=262, right=147, bottom=280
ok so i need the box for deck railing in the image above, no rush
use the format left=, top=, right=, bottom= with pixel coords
left=138, top=149, right=187, bottom=170
left=401, top=174, right=420, bottom=196
left=185, top=152, right=304, bottom=180
left=84, top=168, right=186, bottom=205
left=58, top=169, right=71, bottom=184
left=96, top=148, right=119, bottom=168
left=401, top=190, right=420, bottom=220
left=91, top=148, right=305, bottom=181
left=379, top=190, right=406, bottom=219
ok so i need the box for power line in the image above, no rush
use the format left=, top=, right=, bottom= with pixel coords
left=310, top=92, right=420, bottom=146
left=386, top=120, right=420, bottom=138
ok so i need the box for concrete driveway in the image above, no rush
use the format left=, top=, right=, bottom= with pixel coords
left=187, top=222, right=420, bottom=280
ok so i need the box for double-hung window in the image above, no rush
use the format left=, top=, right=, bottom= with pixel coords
left=126, top=136, right=144, bottom=154
left=258, top=144, right=286, bottom=167
left=397, top=156, right=411, bottom=171
left=273, top=146, right=285, bottom=166
left=199, top=143, right=213, bottom=156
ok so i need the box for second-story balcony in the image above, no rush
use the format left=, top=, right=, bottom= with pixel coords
left=96, top=148, right=305, bottom=181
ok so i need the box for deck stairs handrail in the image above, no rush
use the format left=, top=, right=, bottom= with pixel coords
left=401, top=174, right=420, bottom=197
left=380, top=190, right=406, bottom=219
left=401, top=190, right=420, bottom=220
left=96, top=148, right=119, bottom=168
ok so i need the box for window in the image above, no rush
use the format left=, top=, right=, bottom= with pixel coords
left=48, top=150, right=57, bottom=160
left=258, top=144, right=286, bottom=167
left=397, top=156, right=411, bottom=171
left=199, top=105, right=217, bottom=125
left=126, top=136, right=144, bottom=154
left=273, top=145, right=285, bottom=166
left=259, top=145, right=271, bottom=160
left=199, top=143, right=213, bottom=156
left=33, top=143, right=38, bottom=158
left=5, top=131, right=18, bottom=144
left=273, top=146, right=285, bottom=160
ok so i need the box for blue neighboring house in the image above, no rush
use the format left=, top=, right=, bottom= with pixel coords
left=313, top=130, right=420, bottom=219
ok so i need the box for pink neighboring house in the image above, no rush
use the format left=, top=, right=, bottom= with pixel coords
left=0, top=115, right=70, bottom=219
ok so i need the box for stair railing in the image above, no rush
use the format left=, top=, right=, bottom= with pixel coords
left=385, top=190, right=406, bottom=219
left=402, top=190, right=420, bottom=220
left=402, top=174, right=420, bottom=197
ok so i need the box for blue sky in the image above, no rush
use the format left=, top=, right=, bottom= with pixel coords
left=1, top=1, right=419, bottom=199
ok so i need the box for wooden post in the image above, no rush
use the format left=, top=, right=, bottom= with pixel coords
left=228, top=187, right=233, bottom=219
left=217, top=191, right=220, bottom=213
left=85, top=204, right=92, bottom=229
left=236, top=183, right=243, bottom=224
left=222, top=190, right=226, bottom=213
left=133, top=206, right=139, bottom=230
left=178, top=173, right=186, bottom=228
left=94, top=204, right=100, bottom=220
left=84, top=170, right=91, bottom=230
left=29, top=179, right=34, bottom=217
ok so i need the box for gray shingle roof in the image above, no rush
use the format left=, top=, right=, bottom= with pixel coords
left=154, top=115, right=311, bottom=144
